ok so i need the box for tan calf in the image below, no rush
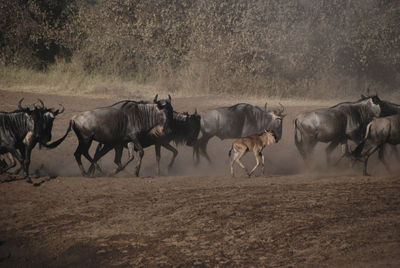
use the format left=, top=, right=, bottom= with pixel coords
left=229, top=130, right=277, bottom=177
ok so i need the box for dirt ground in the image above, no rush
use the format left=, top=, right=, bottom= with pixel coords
left=0, top=90, right=399, bottom=267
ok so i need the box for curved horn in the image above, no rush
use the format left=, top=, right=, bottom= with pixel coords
left=194, top=108, right=198, bottom=115
left=37, top=98, right=44, bottom=108
left=153, top=94, right=158, bottom=103
left=18, top=98, right=25, bottom=110
left=168, top=94, right=172, bottom=101
left=56, top=104, right=65, bottom=115
left=279, top=103, right=285, bottom=114
left=264, top=102, right=267, bottom=111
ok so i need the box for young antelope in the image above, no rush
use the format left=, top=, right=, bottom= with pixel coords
left=229, top=130, right=277, bottom=177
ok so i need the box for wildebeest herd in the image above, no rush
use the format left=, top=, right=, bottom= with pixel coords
left=0, top=93, right=399, bottom=183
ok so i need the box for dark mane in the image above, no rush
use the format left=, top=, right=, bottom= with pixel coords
left=329, top=101, right=357, bottom=109
left=129, top=103, right=168, bottom=132
left=109, top=99, right=150, bottom=109
left=171, top=111, right=192, bottom=145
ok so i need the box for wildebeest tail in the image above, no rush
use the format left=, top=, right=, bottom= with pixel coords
left=294, top=118, right=305, bottom=157
left=351, top=122, right=372, bottom=158
left=42, top=120, right=73, bottom=149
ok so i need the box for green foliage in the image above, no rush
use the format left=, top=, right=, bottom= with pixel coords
left=1, top=0, right=399, bottom=98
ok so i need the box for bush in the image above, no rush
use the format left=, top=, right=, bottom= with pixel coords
left=1, top=0, right=399, bottom=98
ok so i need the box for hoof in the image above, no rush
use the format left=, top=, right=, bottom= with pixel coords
left=88, top=166, right=95, bottom=175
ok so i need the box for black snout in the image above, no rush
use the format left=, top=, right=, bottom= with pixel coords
left=270, top=130, right=279, bottom=142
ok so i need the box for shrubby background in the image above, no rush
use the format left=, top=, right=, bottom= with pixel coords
left=0, top=0, right=399, bottom=98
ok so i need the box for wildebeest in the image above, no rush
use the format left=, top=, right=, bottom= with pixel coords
left=352, top=113, right=400, bottom=176
left=94, top=109, right=201, bottom=175
left=0, top=99, right=64, bottom=182
left=47, top=95, right=174, bottom=177
left=229, top=129, right=277, bottom=177
left=193, top=103, right=285, bottom=164
left=356, top=94, right=400, bottom=158
left=294, top=97, right=381, bottom=167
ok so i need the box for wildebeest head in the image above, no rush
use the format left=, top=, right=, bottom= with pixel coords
left=359, top=93, right=381, bottom=104
left=154, top=94, right=173, bottom=110
left=153, top=94, right=174, bottom=119
left=359, top=92, right=400, bottom=118
left=18, top=98, right=64, bottom=145
left=185, top=109, right=201, bottom=146
left=359, top=97, right=381, bottom=119
left=265, top=103, right=285, bottom=142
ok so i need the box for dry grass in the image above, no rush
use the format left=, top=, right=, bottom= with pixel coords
left=1, top=64, right=399, bottom=107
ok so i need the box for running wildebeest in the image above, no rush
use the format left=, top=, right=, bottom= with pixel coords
left=0, top=99, right=64, bottom=182
left=352, top=112, right=400, bottom=176
left=46, top=95, right=174, bottom=177
left=94, top=109, right=201, bottom=175
left=356, top=94, right=400, bottom=157
left=294, top=97, right=381, bottom=168
left=193, top=103, right=285, bottom=165
left=229, top=129, right=277, bottom=177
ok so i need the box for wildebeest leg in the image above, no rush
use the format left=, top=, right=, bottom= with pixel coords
left=200, top=135, right=212, bottom=164
left=261, top=152, right=265, bottom=175
left=1, top=153, right=18, bottom=174
left=335, top=141, right=355, bottom=167
left=0, top=154, right=11, bottom=172
left=229, top=159, right=234, bottom=177
left=0, top=160, right=6, bottom=173
left=362, top=144, right=380, bottom=176
left=248, top=151, right=261, bottom=177
left=89, top=143, right=107, bottom=175
left=74, top=140, right=93, bottom=176
left=4, top=150, right=23, bottom=177
left=378, top=145, right=392, bottom=174
left=134, top=141, right=145, bottom=176
left=233, top=150, right=249, bottom=177
left=23, top=144, right=34, bottom=183
left=89, top=143, right=114, bottom=177
left=162, top=143, right=178, bottom=174
left=109, top=142, right=137, bottom=176
left=114, top=145, right=124, bottom=169
left=229, top=149, right=237, bottom=177
left=106, top=145, right=125, bottom=176
left=193, top=141, right=200, bottom=165
left=326, top=141, right=339, bottom=166
left=11, top=150, right=23, bottom=175
left=155, top=144, right=161, bottom=176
